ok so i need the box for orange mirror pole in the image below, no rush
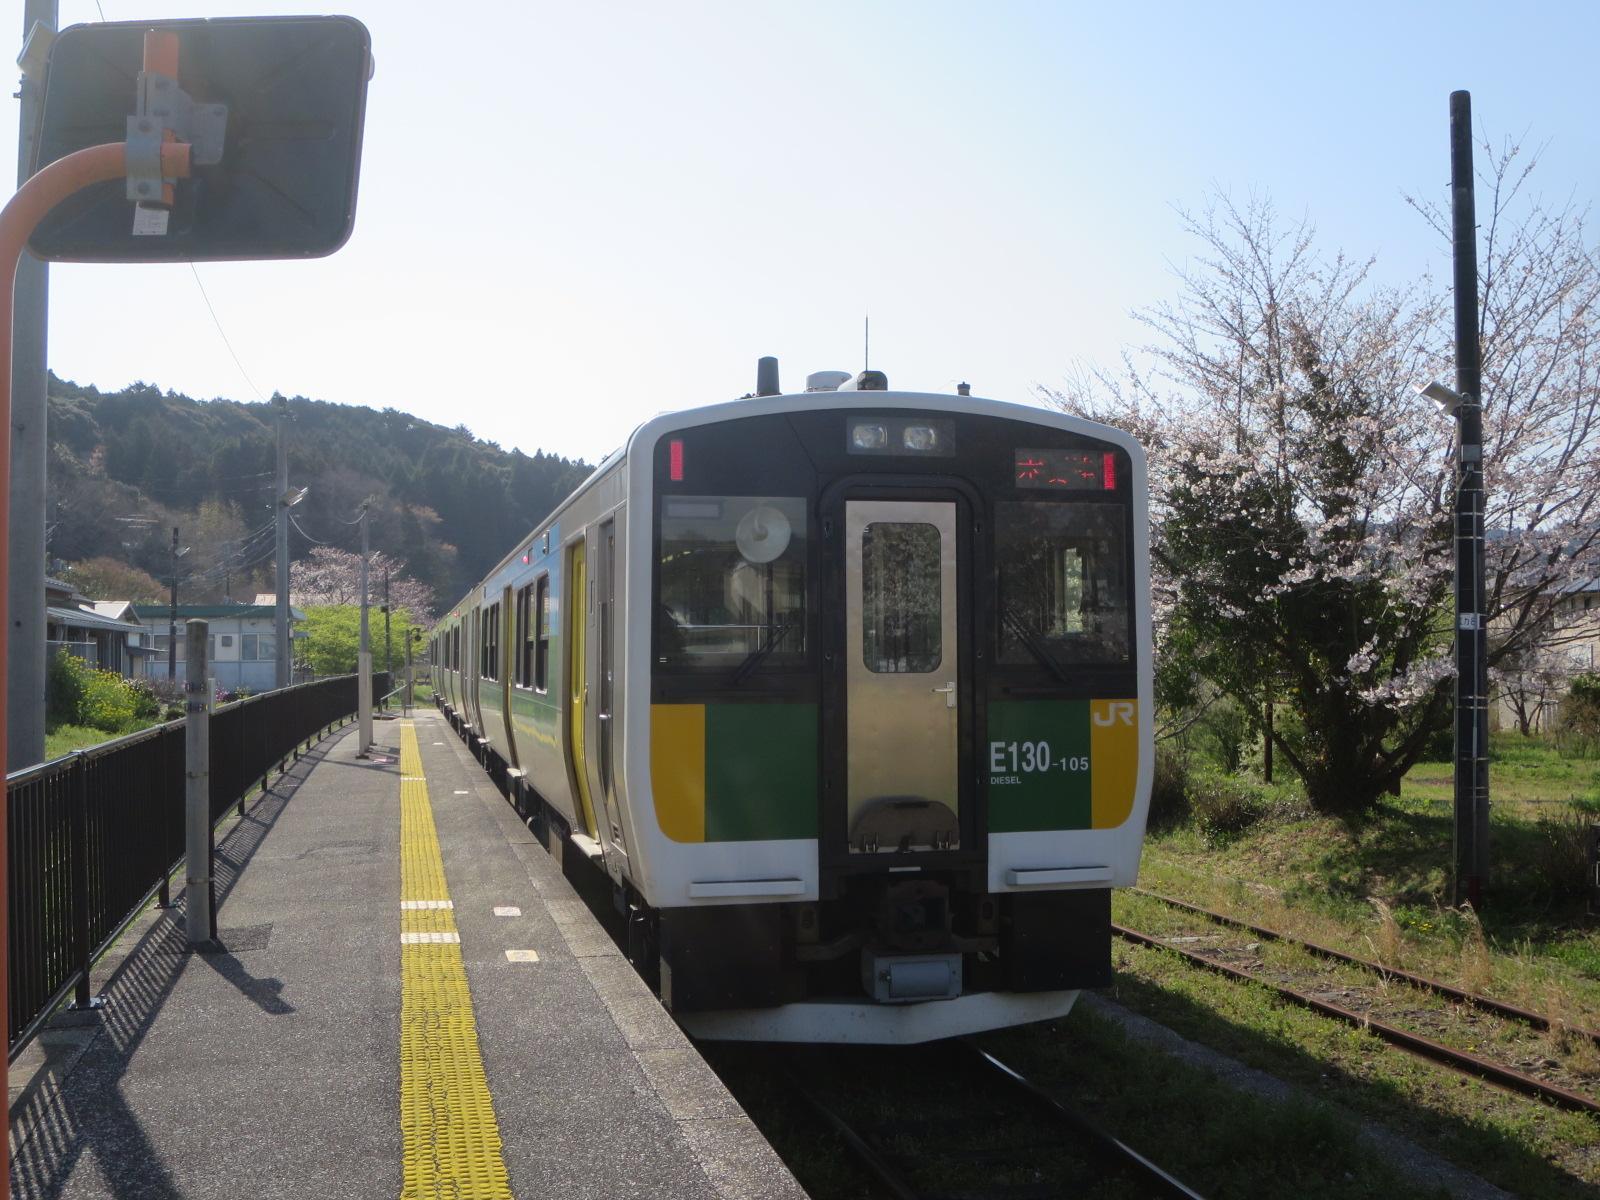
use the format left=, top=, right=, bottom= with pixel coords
left=0, top=137, right=190, bottom=1199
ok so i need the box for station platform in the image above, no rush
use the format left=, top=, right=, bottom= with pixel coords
left=7, top=709, right=805, bottom=1200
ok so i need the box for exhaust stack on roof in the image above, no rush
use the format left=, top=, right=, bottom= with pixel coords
left=756, top=356, right=781, bottom=397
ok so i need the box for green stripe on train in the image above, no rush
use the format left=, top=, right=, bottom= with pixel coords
left=704, top=703, right=818, bottom=841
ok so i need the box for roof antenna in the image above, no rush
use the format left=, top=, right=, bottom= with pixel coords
left=864, top=314, right=870, bottom=371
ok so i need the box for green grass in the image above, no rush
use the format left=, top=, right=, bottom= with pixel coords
left=1086, top=939, right=1600, bottom=1198
left=1141, top=731, right=1600, bottom=1055
left=982, top=1006, right=1453, bottom=1200
left=43, top=721, right=157, bottom=760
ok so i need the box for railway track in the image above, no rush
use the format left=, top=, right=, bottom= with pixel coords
left=788, top=1041, right=1207, bottom=1200
left=1114, top=897, right=1600, bottom=1116
left=1131, top=887, right=1600, bottom=1047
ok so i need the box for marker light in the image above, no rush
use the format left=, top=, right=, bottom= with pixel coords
left=668, top=438, right=685, bottom=481
left=851, top=423, right=888, bottom=450
left=903, top=425, right=940, bottom=452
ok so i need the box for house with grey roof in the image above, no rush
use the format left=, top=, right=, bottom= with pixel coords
left=45, top=578, right=145, bottom=676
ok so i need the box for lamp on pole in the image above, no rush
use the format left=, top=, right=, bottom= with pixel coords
left=1414, top=90, right=1489, bottom=909
left=166, top=528, right=189, bottom=680
left=274, top=393, right=307, bottom=689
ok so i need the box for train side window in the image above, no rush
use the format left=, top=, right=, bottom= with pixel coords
left=535, top=575, right=551, bottom=691
left=513, top=586, right=531, bottom=687
left=482, top=602, right=501, bottom=680
left=492, top=603, right=501, bottom=680
left=995, top=501, right=1130, bottom=666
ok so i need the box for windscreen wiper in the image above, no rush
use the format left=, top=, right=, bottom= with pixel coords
left=1000, top=606, right=1072, bottom=686
left=731, top=618, right=795, bottom=685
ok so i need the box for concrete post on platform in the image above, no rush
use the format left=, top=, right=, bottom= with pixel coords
left=404, top=631, right=413, bottom=716
left=184, top=620, right=213, bottom=946
left=357, top=500, right=372, bottom=753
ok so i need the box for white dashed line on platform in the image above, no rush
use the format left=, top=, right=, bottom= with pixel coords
left=432, top=741, right=445, bottom=745
left=401, top=931, right=461, bottom=944
left=504, top=950, right=540, bottom=963
left=401, top=900, right=454, bottom=910
left=493, top=907, right=521, bottom=917
left=454, top=790, right=469, bottom=795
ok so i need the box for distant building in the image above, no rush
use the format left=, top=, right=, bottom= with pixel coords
left=45, top=577, right=144, bottom=676
left=130, top=604, right=305, bottom=692
left=1555, top=578, right=1600, bottom=675
left=1491, top=574, right=1600, bottom=733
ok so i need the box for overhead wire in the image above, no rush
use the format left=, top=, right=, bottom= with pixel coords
left=289, top=512, right=330, bottom=544
left=189, top=263, right=269, bottom=403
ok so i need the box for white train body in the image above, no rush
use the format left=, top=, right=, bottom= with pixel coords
left=433, top=379, right=1152, bottom=1042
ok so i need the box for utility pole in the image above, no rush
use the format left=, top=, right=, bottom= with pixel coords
left=1449, top=90, right=1490, bottom=909
left=168, top=526, right=181, bottom=680
left=7, top=1, right=57, bottom=771
left=184, top=620, right=213, bottom=946
left=274, top=394, right=290, bottom=688
left=383, top=564, right=391, bottom=678
left=357, top=500, right=372, bottom=753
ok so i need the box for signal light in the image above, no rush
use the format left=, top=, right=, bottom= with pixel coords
left=669, top=438, right=685, bottom=482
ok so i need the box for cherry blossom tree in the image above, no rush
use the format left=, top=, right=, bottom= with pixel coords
left=289, top=546, right=435, bottom=621
left=1047, top=146, right=1599, bottom=814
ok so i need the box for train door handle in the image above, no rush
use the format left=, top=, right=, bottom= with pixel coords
left=931, top=682, right=957, bottom=709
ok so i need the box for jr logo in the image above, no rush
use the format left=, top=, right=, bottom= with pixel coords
left=1093, top=701, right=1136, bottom=727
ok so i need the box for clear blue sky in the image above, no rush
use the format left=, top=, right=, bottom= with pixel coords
left=7, top=1, right=1597, bottom=462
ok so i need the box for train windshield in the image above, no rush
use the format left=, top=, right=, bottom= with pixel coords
left=995, top=501, right=1130, bottom=666
left=656, top=496, right=808, bottom=668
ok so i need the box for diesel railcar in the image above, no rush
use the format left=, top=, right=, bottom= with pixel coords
left=431, top=365, right=1151, bottom=1043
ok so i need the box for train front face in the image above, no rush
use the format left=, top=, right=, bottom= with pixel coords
left=627, top=391, right=1152, bottom=1043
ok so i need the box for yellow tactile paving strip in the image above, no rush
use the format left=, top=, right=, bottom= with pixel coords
left=399, top=722, right=513, bottom=1199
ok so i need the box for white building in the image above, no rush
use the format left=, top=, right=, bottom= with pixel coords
left=131, top=604, right=304, bottom=692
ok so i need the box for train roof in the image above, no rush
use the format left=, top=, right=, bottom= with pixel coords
left=435, top=387, right=1142, bottom=625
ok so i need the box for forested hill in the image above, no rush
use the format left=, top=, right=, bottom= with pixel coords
left=46, top=374, right=592, bottom=611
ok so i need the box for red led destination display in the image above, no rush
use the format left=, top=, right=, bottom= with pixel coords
left=1014, top=448, right=1117, bottom=490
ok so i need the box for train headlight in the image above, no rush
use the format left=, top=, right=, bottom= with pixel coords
left=851, top=423, right=888, bottom=451
left=902, top=424, right=940, bottom=452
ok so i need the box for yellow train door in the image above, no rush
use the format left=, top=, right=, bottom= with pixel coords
left=566, top=538, right=600, bottom=840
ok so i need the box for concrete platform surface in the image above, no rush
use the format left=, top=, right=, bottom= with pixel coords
left=8, top=711, right=805, bottom=1200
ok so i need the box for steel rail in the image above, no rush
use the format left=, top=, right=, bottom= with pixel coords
left=965, top=1044, right=1209, bottom=1200
left=786, top=1044, right=1210, bottom=1200
left=789, top=1076, right=922, bottom=1200
left=1131, top=888, right=1600, bottom=1047
left=1114, top=922, right=1600, bottom=1115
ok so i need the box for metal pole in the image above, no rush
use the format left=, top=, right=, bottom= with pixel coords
left=7, top=2, right=56, bottom=774
left=1449, top=90, right=1489, bottom=909
left=358, top=502, right=372, bottom=753
left=0, top=136, right=194, bottom=1200
left=383, top=565, right=391, bottom=678
left=184, top=620, right=212, bottom=945
left=168, top=525, right=179, bottom=680
left=274, top=395, right=290, bottom=689
left=404, top=630, right=413, bottom=716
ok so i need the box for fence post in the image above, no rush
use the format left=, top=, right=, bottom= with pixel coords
left=185, top=621, right=213, bottom=947
left=157, top=729, right=171, bottom=909
left=69, top=753, right=96, bottom=1010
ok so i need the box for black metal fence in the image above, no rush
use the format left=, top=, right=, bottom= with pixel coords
left=6, top=672, right=390, bottom=1059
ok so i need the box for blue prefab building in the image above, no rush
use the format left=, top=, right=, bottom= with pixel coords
left=130, top=604, right=305, bottom=692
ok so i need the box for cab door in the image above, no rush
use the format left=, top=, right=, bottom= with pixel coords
left=840, top=497, right=965, bottom=856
